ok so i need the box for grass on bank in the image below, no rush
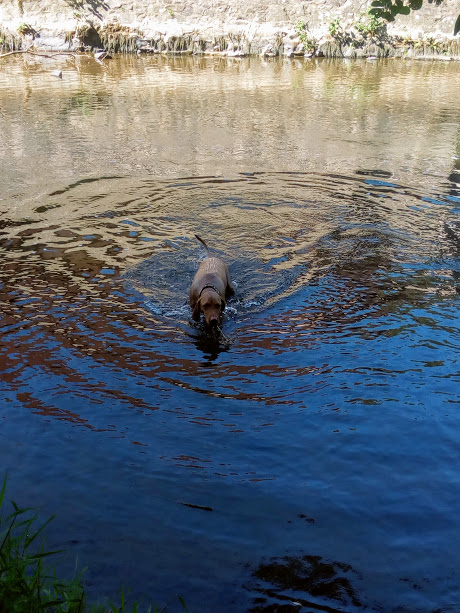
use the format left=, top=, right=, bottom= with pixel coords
left=0, top=476, right=187, bottom=613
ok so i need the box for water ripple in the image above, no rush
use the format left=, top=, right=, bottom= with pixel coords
left=1, top=170, right=459, bottom=612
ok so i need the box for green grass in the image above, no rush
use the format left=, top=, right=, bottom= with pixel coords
left=354, top=9, right=386, bottom=37
left=328, top=17, right=342, bottom=39
left=0, top=476, right=187, bottom=613
left=294, top=20, right=317, bottom=53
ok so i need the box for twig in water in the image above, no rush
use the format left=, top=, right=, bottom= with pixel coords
left=0, top=44, right=33, bottom=58
left=216, top=325, right=232, bottom=344
left=0, top=45, right=77, bottom=59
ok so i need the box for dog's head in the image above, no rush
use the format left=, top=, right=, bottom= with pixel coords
left=192, top=287, right=225, bottom=327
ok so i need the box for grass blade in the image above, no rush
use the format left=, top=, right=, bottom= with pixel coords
left=24, top=514, right=56, bottom=549
left=0, top=474, right=7, bottom=508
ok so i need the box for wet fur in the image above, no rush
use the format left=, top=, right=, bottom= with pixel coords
left=190, top=235, right=234, bottom=326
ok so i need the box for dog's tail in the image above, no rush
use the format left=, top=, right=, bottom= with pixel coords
left=195, top=234, right=210, bottom=256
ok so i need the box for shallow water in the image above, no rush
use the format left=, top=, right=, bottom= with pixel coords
left=0, top=55, right=459, bottom=612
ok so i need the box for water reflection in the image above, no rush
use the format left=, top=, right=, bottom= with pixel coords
left=191, top=326, right=233, bottom=363
left=1, top=56, right=459, bottom=193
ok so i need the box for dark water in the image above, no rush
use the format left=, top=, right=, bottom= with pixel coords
left=0, top=55, right=460, bottom=612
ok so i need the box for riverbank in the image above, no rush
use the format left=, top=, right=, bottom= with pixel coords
left=0, top=0, right=459, bottom=60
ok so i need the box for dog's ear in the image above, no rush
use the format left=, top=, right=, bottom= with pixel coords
left=220, top=298, right=226, bottom=312
left=192, top=300, right=201, bottom=321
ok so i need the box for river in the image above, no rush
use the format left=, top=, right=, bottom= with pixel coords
left=0, top=54, right=459, bottom=612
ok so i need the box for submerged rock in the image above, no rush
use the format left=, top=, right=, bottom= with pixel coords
left=94, top=50, right=112, bottom=60
left=261, top=44, right=277, bottom=57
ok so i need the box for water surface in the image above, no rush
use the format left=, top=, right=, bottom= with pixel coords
left=0, top=55, right=459, bottom=612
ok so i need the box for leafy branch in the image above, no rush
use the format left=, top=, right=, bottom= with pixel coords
left=369, top=0, right=460, bottom=35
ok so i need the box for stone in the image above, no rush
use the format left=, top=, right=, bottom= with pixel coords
left=94, top=51, right=112, bottom=60
left=261, top=44, right=276, bottom=57
left=343, top=46, right=356, bottom=58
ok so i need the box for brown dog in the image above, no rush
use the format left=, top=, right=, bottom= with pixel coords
left=190, top=235, right=234, bottom=327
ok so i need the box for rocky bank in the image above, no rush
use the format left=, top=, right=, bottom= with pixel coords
left=0, top=0, right=459, bottom=59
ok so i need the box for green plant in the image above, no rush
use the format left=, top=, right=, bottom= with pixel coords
left=354, top=9, right=386, bottom=37
left=426, top=36, right=439, bottom=49
left=370, top=0, right=436, bottom=21
left=106, top=590, right=188, bottom=613
left=369, top=0, right=459, bottom=36
left=0, top=476, right=187, bottom=613
left=17, top=22, right=35, bottom=35
left=166, top=6, right=174, bottom=18
left=295, top=19, right=316, bottom=52
left=328, top=17, right=342, bottom=39
left=295, top=19, right=306, bottom=36
left=0, top=475, right=84, bottom=612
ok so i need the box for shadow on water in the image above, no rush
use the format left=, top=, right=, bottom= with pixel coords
left=189, top=323, right=234, bottom=363
left=244, top=552, right=460, bottom=613
left=246, top=554, right=362, bottom=612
